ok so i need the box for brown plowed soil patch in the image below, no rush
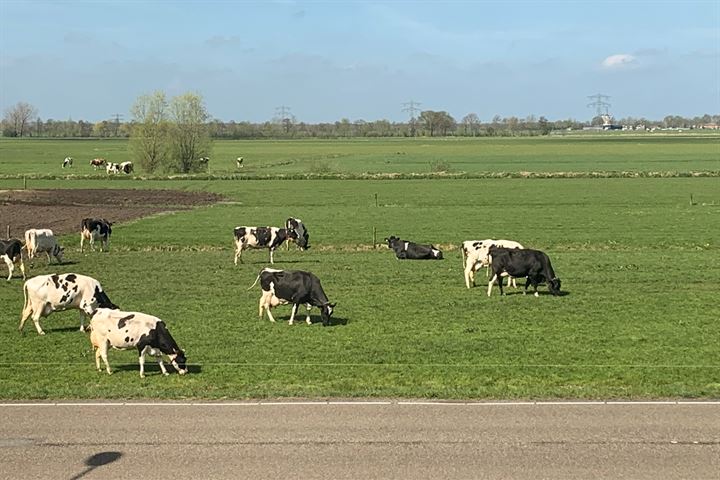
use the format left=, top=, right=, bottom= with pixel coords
left=0, top=189, right=223, bottom=238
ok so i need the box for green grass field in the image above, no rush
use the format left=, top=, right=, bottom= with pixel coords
left=0, top=137, right=719, bottom=400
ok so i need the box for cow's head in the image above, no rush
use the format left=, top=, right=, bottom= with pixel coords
left=320, top=302, right=336, bottom=327
left=548, top=278, right=562, bottom=296
left=384, top=236, right=400, bottom=248
left=170, top=350, right=188, bottom=375
left=53, top=245, right=65, bottom=263
left=94, top=286, right=118, bottom=310
left=296, top=232, right=310, bottom=250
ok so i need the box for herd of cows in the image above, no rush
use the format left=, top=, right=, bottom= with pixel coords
left=62, top=156, right=134, bottom=174
left=1, top=212, right=562, bottom=378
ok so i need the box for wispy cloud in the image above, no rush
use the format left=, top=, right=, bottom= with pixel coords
left=601, top=54, right=637, bottom=69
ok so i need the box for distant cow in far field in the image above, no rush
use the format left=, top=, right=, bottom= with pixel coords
left=90, top=158, right=106, bottom=169
left=385, top=235, right=443, bottom=260
left=106, top=162, right=120, bottom=174
left=1, top=239, right=26, bottom=281
left=236, top=157, right=244, bottom=168
left=233, top=226, right=296, bottom=265
left=62, top=157, right=73, bottom=168
left=119, top=161, right=133, bottom=174
left=81, top=218, right=113, bottom=252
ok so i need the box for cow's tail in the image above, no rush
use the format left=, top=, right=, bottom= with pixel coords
left=247, top=272, right=262, bottom=291
left=460, top=244, right=467, bottom=268
left=21, top=280, right=30, bottom=319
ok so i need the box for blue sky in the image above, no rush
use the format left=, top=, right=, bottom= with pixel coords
left=1, top=0, right=718, bottom=123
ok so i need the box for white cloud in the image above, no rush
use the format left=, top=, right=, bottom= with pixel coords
left=601, top=54, right=637, bottom=69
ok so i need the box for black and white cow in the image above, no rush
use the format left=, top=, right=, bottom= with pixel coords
left=233, top=226, right=296, bottom=265
left=285, top=217, right=310, bottom=250
left=62, top=157, right=73, bottom=168
left=90, top=158, right=106, bottom=169
left=106, top=162, right=120, bottom=174
left=24, top=228, right=64, bottom=264
left=250, top=268, right=336, bottom=326
left=89, top=308, right=188, bottom=378
left=236, top=157, right=244, bottom=168
left=80, top=218, right=112, bottom=252
left=462, top=239, right=524, bottom=289
left=487, top=246, right=562, bottom=297
left=1, top=239, right=26, bottom=281
left=119, top=161, right=133, bottom=174
left=20, top=273, right=118, bottom=335
left=385, top=235, right=443, bottom=260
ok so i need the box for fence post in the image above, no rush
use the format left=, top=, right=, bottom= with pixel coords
left=373, top=227, right=377, bottom=249
left=374, top=193, right=378, bottom=207
left=23, top=176, right=27, bottom=190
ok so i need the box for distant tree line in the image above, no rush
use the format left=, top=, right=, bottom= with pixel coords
left=3, top=100, right=719, bottom=140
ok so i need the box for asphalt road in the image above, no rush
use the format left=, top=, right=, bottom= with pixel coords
left=1, top=401, right=718, bottom=480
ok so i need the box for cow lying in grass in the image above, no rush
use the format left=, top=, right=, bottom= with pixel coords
left=385, top=235, right=443, bottom=260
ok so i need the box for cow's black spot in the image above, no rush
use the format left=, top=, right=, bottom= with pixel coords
left=72, top=285, right=78, bottom=292
left=117, top=314, right=134, bottom=329
left=51, top=274, right=60, bottom=289
left=65, top=274, right=77, bottom=283
left=125, top=337, right=130, bottom=343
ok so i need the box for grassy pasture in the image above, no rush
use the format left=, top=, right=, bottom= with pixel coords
left=1, top=134, right=719, bottom=176
left=0, top=170, right=719, bottom=399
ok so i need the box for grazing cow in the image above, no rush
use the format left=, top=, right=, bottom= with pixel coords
left=1, top=239, right=26, bottom=281
left=233, top=226, right=296, bottom=265
left=487, top=246, right=562, bottom=297
left=250, top=268, right=336, bottom=326
left=90, top=158, right=107, bottom=169
left=198, top=156, right=210, bottom=166
left=89, top=308, right=188, bottom=378
left=19, top=273, right=118, bottom=335
left=236, top=157, right=244, bottom=168
left=24, top=229, right=64, bottom=264
left=285, top=217, right=310, bottom=250
left=119, top=161, right=133, bottom=174
left=385, top=235, right=443, bottom=260
left=462, top=239, right=524, bottom=289
left=62, top=157, right=73, bottom=168
left=106, top=162, right=120, bottom=174
left=80, top=218, right=112, bottom=252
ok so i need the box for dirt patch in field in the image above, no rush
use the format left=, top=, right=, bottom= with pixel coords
left=0, top=189, right=223, bottom=238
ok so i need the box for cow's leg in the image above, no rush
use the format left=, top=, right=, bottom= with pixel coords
left=487, top=274, right=498, bottom=297
left=138, top=352, right=146, bottom=378
left=288, top=303, right=299, bottom=325
left=157, top=355, right=169, bottom=376
left=265, top=307, right=277, bottom=323
left=19, top=304, right=32, bottom=333
left=2, top=255, right=13, bottom=281
left=234, top=244, right=243, bottom=265
left=17, top=256, right=26, bottom=280
left=31, top=309, right=46, bottom=335
left=99, top=340, right=111, bottom=374
left=305, top=304, right=312, bottom=325
left=80, top=233, right=85, bottom=253
left=269, top=248, right=275, bottom=265
left=497, top=274, right=506, bottom=296
left=78, top=311, right=87, bottom=332
left=464, top=263, right=474, bottom=289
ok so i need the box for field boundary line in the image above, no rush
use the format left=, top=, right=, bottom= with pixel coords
left=1, top=362, right=719, bottom=368
left=1, top=401, right=719, bottom=407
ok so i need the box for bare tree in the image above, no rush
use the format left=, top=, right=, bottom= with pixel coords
left=3, top=102, right=38, bottom=137
left=130, top=91, right=169, bottom=172
left=461, top=113, right=481, bottom=136
left=168, top=92, right=212, bottom=173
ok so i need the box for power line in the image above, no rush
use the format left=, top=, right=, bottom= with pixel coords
left=586, top=94, right=611, bottom=117
left=401, top=100, right=421, bottom=121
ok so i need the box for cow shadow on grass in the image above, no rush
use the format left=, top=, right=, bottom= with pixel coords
left=498, top=290, right=571, bottom=297
left=111, top=363, right=203, bottom=375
